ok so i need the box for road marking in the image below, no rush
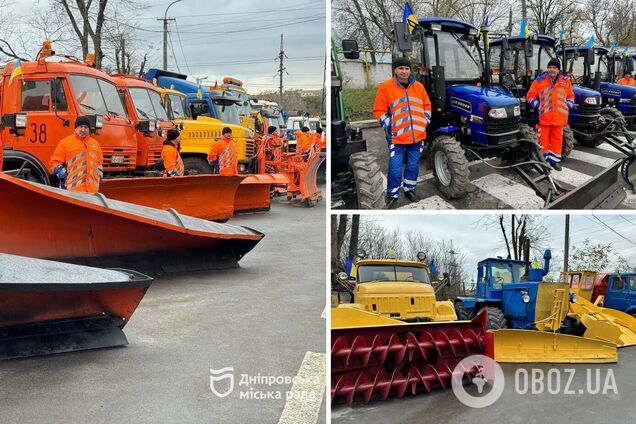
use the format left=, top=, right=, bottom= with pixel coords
left=278, top=351, right=326, bottom=424
left=550, top=166, right=593, bottom=187
left=567, top=149, right=616, bottom=168
left=596, top=142, right=622, bottom=153
left=398, top=195, right=456, bottom=210
left=471, top=173, right=544, bottom=209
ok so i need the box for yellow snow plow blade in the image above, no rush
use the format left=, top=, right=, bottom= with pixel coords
left=331, top=307, right=407, bottom=329
left=493, top=329, right=617, bottom=363
left=570, top=297, right=636, bottom=347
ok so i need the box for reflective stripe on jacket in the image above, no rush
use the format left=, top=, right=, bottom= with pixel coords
left=527, top=72, right=575, bottom=126
left=372, top=76, right=432, bottom=144
left=161, top=141, right=184, bottom=176
left=49, top=134, right=103, bottom=194
left=208, top=137, right=238, bottom=175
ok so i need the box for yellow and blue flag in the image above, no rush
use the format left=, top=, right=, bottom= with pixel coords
left=196, top=85, right=203, bottom=100
left=403, top=2, right=419, bottom=33
left=531, top=256, right=541, bottom=269
left=520, top=20, right=529, bottom=38
left=608, top=41, right=616, bottom=55
left=585, top=35, right=595, bottom=49
left=620, top=47, right=629, bottom=58
left=558, top=30, right=566, bottom=43
left=9, top=59, right=23, bottom=85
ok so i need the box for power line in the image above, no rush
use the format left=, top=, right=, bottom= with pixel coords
left=167, top=31, right=181, bottom=73
left=591, top=214, right=636, bottom=247
left=173, top=20, right=194, bottom=76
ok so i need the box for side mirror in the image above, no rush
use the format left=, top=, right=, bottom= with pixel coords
left=501, top=38, right=511, bottom=61
left=393, top=21, right=413, bottom=52
left=586, top=49, right=595, bottom=66
left=341, top=39, right=360, bottom=60
left=524, top=40, right=533, bottom=58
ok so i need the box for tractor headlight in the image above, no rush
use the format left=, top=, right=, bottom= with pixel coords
left=15, top=113, right=27, bottom=129
left=570, top=293, right=578, bottom=303
left=521, top=291, right=530, bottom=304
left=584, top=97, right=599, bottom=105
left=513, top=105, right=521, bottom=116
left=416, top=251, right=426, bottom=261
left=488, top=107, right=508, bottom=119
left=356, top=248, right=367, bottom=259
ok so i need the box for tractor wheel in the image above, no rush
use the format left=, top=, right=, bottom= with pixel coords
left=477, top=306, right=507, bottom=330
left=518, top=123, right=542, bottom=163
left=561, top=125, right=574, bottom=159
left=349, top=152, right=386, bottom=209
left=454, top=302, right=471, bottom=321
left=183, top=157, right=212, bottom=175
left=561, top=317, right=585, bottom=336
left=430, top=135, right=470, bottom=199
left=598, top=107, right=627, bottom=146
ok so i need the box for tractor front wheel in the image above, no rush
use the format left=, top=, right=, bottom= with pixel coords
left=561, top=125, right=574, bottom=158
left=454, top=302, right=471, bottom=321
left=349, top=152, right=386, bottom=209
left=477, top=306, right=507, bottom=329
left=430, top=135, right=470, bottom=199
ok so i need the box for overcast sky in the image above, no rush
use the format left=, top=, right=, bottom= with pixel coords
left=351, top=213, right=636, bottom=282
left=4, top=0, right=326, bottom=94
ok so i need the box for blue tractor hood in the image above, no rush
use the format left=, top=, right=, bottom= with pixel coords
left=447, top=84, right=519, bottom=116
left=573, top=85, right=601, bottom=98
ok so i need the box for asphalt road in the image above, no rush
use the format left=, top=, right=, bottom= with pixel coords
left=354, top=125, right=636, bottom=210
left=0, top=191, right=327, bottom=424
left=332, top=345, right=636, bottom=423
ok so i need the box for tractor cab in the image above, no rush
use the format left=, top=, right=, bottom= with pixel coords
left=475, top=257, right=530, bottom=299
left=560, top=270, right=598, bottom=301
left=490, top=35, right=602, bottom=146
left=333, top=251, right=456, bottom=322
left=561, top=46, right=636, bottom=129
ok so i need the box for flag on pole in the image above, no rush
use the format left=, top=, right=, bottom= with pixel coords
left=585, top=35, right=595, bottom=49
left=429, top=258, right=437, bottom=275
left=531, top=256, right=541, bottom=269
left=403, top=2, right=419, bottom=33
left=608, top=41, right=616, bottom=55
left=520, top=20, right=529, bottom=38
left=8, top=59, right=23, bottom=85
left=558, top=30, right=566, bottom=43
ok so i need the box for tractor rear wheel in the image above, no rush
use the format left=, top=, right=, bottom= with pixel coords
left=454, top=302, right=471, bottom=320
left=477, top=306, right=507, bottom=329
left=561, top=125, right=574, bottom=159
left=349, top=152, right=386, bottom=209
left=183, top=157, right=212, bottom=175
left=598, top=107, right=627, bottom=146
left=518, top=124, right=542, bottom=163
left=430, top=135, right=470, bottom=199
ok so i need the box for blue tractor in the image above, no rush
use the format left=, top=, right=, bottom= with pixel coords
left=454, top=249, right=570, bottom=331
left=489, top=34, right=601, bottom=151
left=391, top=18, right=566, bottom=204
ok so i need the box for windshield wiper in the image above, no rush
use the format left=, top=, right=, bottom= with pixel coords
left=450, top=31, right=481, bottom=69
left=136, top=107, right=150, bottom=119
left=79, top=102, right=96, bottom=111
left=106, top=109, right=119, bottom=117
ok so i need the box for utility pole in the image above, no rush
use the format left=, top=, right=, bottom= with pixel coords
left=564, top=214, right=570, bottom=272
left=275, top=34, right=287, bottom=105
left=159, top=0, right=182, bottom=71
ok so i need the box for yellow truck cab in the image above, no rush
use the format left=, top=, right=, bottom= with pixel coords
left=560, top=270, right=598, bottom=301
left=157, top=87, right=256, bottom=174
left=335, top=253, right=456, bottom=322
left=216, top=77, right=256, bottom=133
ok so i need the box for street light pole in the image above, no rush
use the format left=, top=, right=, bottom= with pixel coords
left=159, top=0, right=182, bottom=70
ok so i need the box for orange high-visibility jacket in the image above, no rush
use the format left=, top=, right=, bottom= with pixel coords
left=527, top=72, right=575, bottom=126
left=161, top=141, right=184, bottom=176
left=263, top=133, right=282, bottom=161
left=208, top=137, right=238, bottom=175
left=295, top=131, right=313, bottom=153
left=617, top=77, right=636, bottom=87
left=372, top=76, right=432, bottom=144
left=49, top=134, right=103, bottom=194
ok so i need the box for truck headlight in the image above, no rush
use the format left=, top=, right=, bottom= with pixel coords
left=15, top=113, right=27, bottom=128
left=246, top=129, right=254, bottom=138
left=584, top=97, right=599, bottom=105
left=149, top=120, right=156, bottom=132
left=513, top=105, right=521, bottom=116
left=95, top=115, right=104, bottom=129
left=488, top=107, right=508, bottom=119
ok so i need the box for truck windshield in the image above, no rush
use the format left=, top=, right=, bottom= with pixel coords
left=358, top=265, right=430, bottom=283
left=233, top=91, right=252, bottom=117
left=213, top=99, right=241, bottom=125
left=129, top=87, right=169, bottom=121
left=426, top=31, right=481, bottom=80
left=166, top=93, right=191, bottom=119
left=596, top=53, right=611, bottom=81
left=70, top=74, right=126, bottom=117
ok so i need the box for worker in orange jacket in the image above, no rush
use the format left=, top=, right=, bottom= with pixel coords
left=311, top=127, right=325, bottom=152
left=208, top=127, right=238, bottom=175
left=373, top=57, right=432, bottom=209
left=264, top=125, right=282, bottom=162
left=617, top=71, right=636, bottom=87
left=527, top=58, right=574, bottom=171
left=161, top=128, right=184, bottom=177
left=49, top=116, right=103, bottom=194
left=295, top=126, right=313, bottom=161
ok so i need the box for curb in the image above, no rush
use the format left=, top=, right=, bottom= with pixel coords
left=350, top=120, right=380, bottom=129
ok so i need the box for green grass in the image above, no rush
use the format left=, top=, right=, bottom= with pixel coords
left=342, top=88, right=377, bottom=121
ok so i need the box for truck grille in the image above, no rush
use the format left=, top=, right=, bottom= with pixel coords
left=146, top=143, right=162, bottom=166
left=102, top=146, right=137, bottom=171
left=245, top=138, right=255, bottom=158
left=365, top=295, right=435, bottom=320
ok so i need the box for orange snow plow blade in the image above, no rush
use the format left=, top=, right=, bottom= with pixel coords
left=0, top=174, right=263, bottom=274
left=100, top=175, right=243, bottom=221
left=0, top=253, right=152, bottom=359
left=235, top=173, right=288, bottom=213
left=284, top=152, right=325, bottom=206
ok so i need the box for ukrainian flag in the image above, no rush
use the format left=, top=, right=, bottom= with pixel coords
left=531, top=257, right=541, bottom=269
left=585, top=35, right=595, bottom=49
left=9, top=59, right=23, bottom=85
left=558, top=30, right=566, bottom=43
left=608, top=41, right=616, bottom=55
left=403, top=2, right=419, bottom=33
left=520, top=20, right=529, bottom=38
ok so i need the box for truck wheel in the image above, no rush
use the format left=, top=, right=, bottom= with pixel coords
left=430, top=135, right=470, bottom=199
left=183, top=157, right=212, bottom=175
left=349, top=152, right=386, bottom=209
left=561, top=125, right=574, bottom=158
left=454, top=302, right=471, bottom=320
left=477, top=306, right=507, bottom=330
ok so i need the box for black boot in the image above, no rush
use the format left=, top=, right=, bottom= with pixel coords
left=551, top=162, right=562, bottom=171
left=386, top=198, right=399, bottom=209
left=404, top=190, right=419, bottom=202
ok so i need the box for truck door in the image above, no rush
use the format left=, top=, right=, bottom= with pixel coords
left=626, top=275, right=636, bottom=312
left=605, top=275, right=627, bottom=310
